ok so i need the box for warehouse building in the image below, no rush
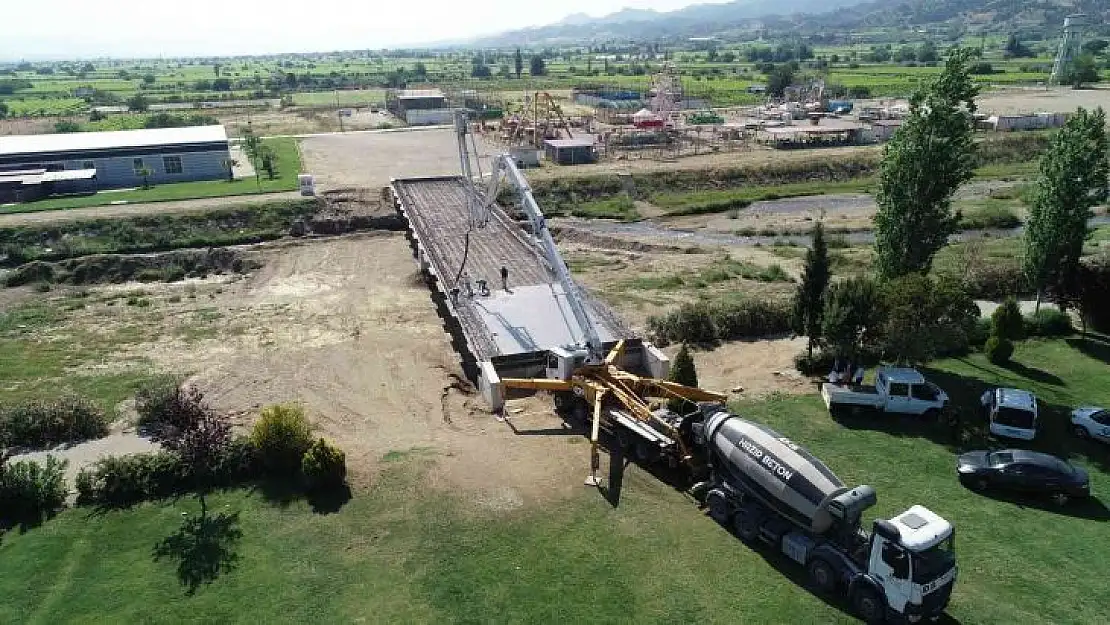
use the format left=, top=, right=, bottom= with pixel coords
left=544, top=138, right=597, bottom=165
left=0, top=125, right=231, bottom=195
left=386, top=89, right=453, bottom=125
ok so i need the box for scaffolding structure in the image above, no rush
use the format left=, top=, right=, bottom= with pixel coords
left=1051, top=14, right=1086, bottom=85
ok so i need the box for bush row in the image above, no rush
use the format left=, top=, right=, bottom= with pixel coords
left=527, top=156, right=880, bottom=215
left=76, top=400, right=346, bottom=507
left=75, top=437, right=257, bottom=506
left=0, top=395, right=107, bottom=449
left=648, top=299, right=791, bottom=346
left=0, top=198, right=319, bottom=268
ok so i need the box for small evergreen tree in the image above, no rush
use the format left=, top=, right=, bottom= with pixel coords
left=791, top=221, right=830, bottom=358
left=668, top=344, right=699, bottom=414
left=991, top=297, right=1024, bottom=341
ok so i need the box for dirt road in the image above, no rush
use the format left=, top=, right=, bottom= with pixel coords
left=300, top=128, right=487, bottom=191
left=0, top=191, right=302, bottom=227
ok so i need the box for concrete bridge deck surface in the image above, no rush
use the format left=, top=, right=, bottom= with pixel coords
left=391, top=176, right=633, bottom=365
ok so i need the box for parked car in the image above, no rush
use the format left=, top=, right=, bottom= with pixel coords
left=956, top=449, right=1089, bottom=505
left=821, top=367, right=948, bottom=418
left=1072, top=407, right=1110, bottom=443
left=980, top=388, right=1038, bottom=440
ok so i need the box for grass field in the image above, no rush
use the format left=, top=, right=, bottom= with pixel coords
left=291, top=89, right=386, bottom=107
left=2, top=335, right=1109, bottom=624
left=0, top=138, right=301, bottom=214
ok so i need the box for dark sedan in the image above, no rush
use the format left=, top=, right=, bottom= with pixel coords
left=957, top=449, right=1090, bottom=505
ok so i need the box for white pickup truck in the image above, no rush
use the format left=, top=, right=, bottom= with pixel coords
left=821, top=367, right=949, bottom=418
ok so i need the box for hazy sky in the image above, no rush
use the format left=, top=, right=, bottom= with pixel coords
left=2, top=0, right=731, bottom=60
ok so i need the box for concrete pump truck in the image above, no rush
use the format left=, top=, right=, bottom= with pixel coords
left=453, top=110, right=957, bottom=623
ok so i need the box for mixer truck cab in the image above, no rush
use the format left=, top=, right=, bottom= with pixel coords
left=695, top=409, right=957, bottom=623
left=869, top=507, right=957, bottom=623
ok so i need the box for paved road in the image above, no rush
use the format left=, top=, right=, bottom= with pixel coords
left=0, top=191, right=302, bottom=227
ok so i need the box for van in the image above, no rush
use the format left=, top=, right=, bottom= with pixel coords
left=981, top=388, right=1038, bottom=440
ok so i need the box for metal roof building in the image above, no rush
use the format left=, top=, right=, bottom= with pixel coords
left=0, top=126, right=231, bottom=194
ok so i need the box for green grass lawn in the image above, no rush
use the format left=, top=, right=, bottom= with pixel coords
left=292, top=89, right=386, bottom=107
left=3, top=337, right=1110, bottom=623
left=0, top=138, right=301, bottom=215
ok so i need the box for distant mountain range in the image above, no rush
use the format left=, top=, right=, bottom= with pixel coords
left=470, top=1, right=867, bottom=47
left=468, top=0, right=1107, bottom=47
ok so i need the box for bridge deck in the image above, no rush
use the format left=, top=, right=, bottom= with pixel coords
left=391, top=176, right=633, bottom=366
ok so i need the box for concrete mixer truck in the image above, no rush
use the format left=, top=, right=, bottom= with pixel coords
left=692, top=408, right=957, bottom=624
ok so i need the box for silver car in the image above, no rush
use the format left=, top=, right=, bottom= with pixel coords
left=1071, top=407, right=1110, bottom=443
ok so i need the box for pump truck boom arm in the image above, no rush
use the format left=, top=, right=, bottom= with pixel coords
left=454, top=109, right=604, bottom=363
left=489, top=153, right=605, bottom=363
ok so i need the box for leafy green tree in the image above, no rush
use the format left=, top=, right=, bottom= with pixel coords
left=879, top=274, right=978, bottom=364
left=470, top=57, right=491, bottom=78
left=791, top=221, right=830, bottom=358
left=1023, top=107, right=1109, bottom=309
left=126, top=93, right=150, bottom=112
left=259, top=145, right=277, bottom=180
left=514, top=48, right=524, bottom=78
left=917, top=41, right=939, bottom=63
left=1066, top=54, right=1101, bottom=89
left=0, top=101, right=8, bottom=119
left=142, top=73, right=155, bottom=85
left=137, top=166, right=153, bottom=189
left=241, top=125, right=262, bottom=162
left=667, top=343, right=699, bottom=413
left=1082, top=39, right=1108, bottom=56
left=821, top=276, right=885, bottom=364
left=530, top=55, right=547, bottom=77
left=766, top=63, right=796, bottom=97
left=1004, top=35, right=1033, bottom=59
left=873, top=48, right=978, bottom=278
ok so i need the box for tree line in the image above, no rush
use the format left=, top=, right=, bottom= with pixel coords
left=791, top=47, right=1109, bottom=370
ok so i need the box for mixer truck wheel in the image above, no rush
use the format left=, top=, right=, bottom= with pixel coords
left=853, top=587, right=886, bottom=625
left=706, top=491, right=731, bottom=524
left=732, top=511, right=760, bottom=543
left=807, top=559, right=836, bottom=595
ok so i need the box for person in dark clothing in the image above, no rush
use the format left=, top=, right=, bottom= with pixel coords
left=501, top=265, right=509, bottom=291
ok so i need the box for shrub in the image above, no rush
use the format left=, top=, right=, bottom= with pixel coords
left=963, top=264, right=1030, bottom=299
left=1025, top=308, right=1074, bottom=337
left=0, top=455, right=68, bottom=524
left=969, top=317, right=992, bottom=347
left=251, top=404, right=313, bottom=476
left=75, top=436, right=258, bottom=507
left=793, top=350, right=836, bottom=376
left=0, top=395, right=107, bottom=449
left=991, top=297, right=1024, bottom=340
left=985, top=336, right=1014, bottom=364
left=302, top=438, right=347, bottom=490
left=134, top=378, right=206, bottom=430
left=650, top=299, right=790, bottom=345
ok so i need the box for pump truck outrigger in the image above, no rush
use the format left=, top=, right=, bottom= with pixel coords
left=454, top=111, right=957, bottom=623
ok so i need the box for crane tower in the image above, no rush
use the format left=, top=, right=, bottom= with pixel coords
left=1050, top=14, right=1086, bottom=85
